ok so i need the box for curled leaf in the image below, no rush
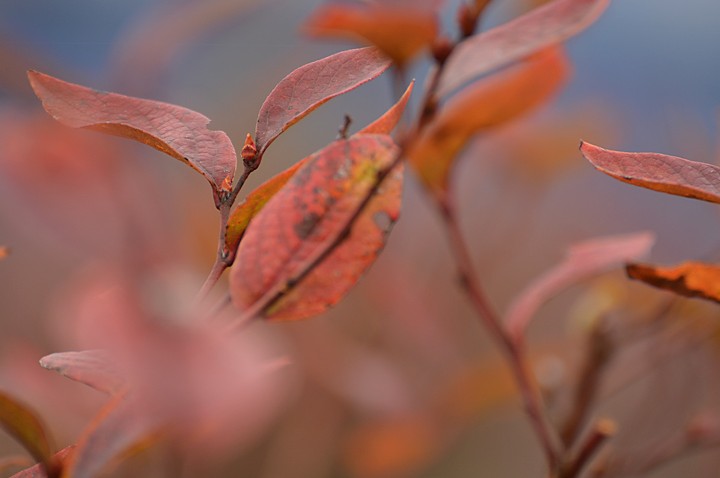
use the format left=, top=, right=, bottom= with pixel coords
left=40, top=350, right=125, bottom=395
left=225, top=83, right=413, bottom=255
left=254, top=47, right=391, bottom=155
left=0, top=391, right=55, bottom=473
left=410, top=47, right=569, bottom=196
left=28, top=71, right=236, bottom=193
left=230, top=134, right=401, bottom=320
left=505, top=232, right=655, bottom=339
left=438, top=0, right=608, bottom=96
left=581, top=142, right=720, bottom=204
left=304, top=3, right=438, bottom=66
left=626, top=261, right=720, bottom=304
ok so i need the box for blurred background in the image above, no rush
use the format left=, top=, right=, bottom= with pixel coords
left=1, top=0, right=720, bottom=476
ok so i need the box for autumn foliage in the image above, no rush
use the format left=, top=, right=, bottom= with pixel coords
left=1, top=1, right=719, bottom=478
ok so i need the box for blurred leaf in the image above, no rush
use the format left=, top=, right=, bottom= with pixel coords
left=0, top=391, right=55, bottom=473
left=505, top=232, right=655, bottom=338
left=64, top=395, right=161, bottom=478
left=342, top=416, right=442, bottom=478
left=410, top=47, right=569, bottom=196
left=627, top=261, right=720, bottom=304
left=9, top=446, right=75, bottom=478
left=491, top=105, right=617, bottom=186
left=28, top=71, right=236, bottom=194
left=230, top=135, right=401, bottom=320
left=0, top=246, right=8, bottom=260
left=255, top=47, right=391, bottom=155
left=226, top=82, right=412, bottom=255
left=358, top=81, right=414, bottom=135
left=438, top=0, right=608, bottom=96
left=435, top=361, right=515, bottom=421
left=304, top=3, right=438, bottom=66
left=581, top=142, right=720, bottom=204
left=40, top=350, right=125, bottom=395
left=110, top=0, right=265, bottom=92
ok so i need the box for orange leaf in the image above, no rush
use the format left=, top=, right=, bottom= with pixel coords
left=225, top=85, right=413, bottom=256
left=626, top=261, right=720, bottom=304
left=255, top=47, right=391, bottom=155
left=409, top=47, right=569, bottom=196
left=0, top=246, right=8, bottom=260
left=581, top=142, right=720, bottom=204
left=9, top=446, right=75, bottom=478
left=505, top=232, right=655, bottom=339
left=438, top=0, right=607, bottom=96
left=40, top=350, right=125, bottom=395
left=304, top=3, right=438, bottom=66
left=28, top=71, right=236, bottom=194
left=0, top=391, right=55, bottom=474
left=229, top=134, right=401, bottom=320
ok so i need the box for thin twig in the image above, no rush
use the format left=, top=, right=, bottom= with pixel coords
left=438, top=195, right=561, bottom=471
left=561, top=419, right=616, bottom=478
left=196, top=165, right=256, bottom=303
left=561, top=316, right=614, bottom=447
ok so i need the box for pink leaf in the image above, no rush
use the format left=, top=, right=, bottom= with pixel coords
left=254, top=47, right=391, bottom=155
left=505, top=232, right=655, bottom=339
left=40, top=350, right=125, bottom=395
left=437, top=0, right=608, bottom=96
left=28, top=71, right=236, bottom=193
left=581, top=142, right=720, bottom=204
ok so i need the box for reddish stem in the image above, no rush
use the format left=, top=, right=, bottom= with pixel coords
left=438, top=195, right=561, bottom=471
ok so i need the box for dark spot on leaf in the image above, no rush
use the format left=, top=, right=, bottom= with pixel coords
left=294, top=212, right=321, bottom=239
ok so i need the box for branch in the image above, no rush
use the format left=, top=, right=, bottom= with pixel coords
left=560, top=316, right=614, bottom=447
left=560, top=419, right=616, bottom=478
left=438, top=195, right=562, bottom=470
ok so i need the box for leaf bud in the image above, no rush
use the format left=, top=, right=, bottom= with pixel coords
left=431, top=36, right=453, bottom=65
left=241, top=133, right=259, bottom=169
left=457, top=3, right=479, bottom=38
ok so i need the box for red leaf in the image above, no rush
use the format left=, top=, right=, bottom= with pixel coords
left=39, top=350, right=125, bottom=395
left=229, top=134, right=401, bottom=320
left=505, top=232, right=655, bottom=339
left=225, top=83, right=413, bottom=256
left=303, top=4, right=438, bottom=66
left=410, top=47, right=569, bottom=196
left=626, top=261, right=720, bottom=304
left=28, top=71, right=236, bottom=193
left=438, top=0, right=608, bottom=96
left=581, top=142, right=720, bottom=204
left=10, top=446, right=75, bottom=478
left=254, top=47, right=391, bottom=155
left=0, top=390, right=55, bottom=473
